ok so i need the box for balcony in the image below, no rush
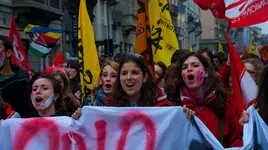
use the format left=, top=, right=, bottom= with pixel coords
left=114, top=0, right=136, bottom=35
left=12, top=0, right=63, bottom=15
left=104, top=0, right=118, bottom=6
left=112, top=10, right=123, bottom=27
left=12, top=0, right=63, bottom=28
left=178, top=0, right=187, bottom=3
left=122, top=14, right=136, bottom=36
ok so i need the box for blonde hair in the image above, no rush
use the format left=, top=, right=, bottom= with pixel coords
left=92, top=60, right=119, bottom=94
left=99, top=60, right=119, bottom=77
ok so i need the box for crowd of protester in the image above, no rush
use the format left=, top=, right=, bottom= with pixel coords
left=1, top=35, right=268, bottom=148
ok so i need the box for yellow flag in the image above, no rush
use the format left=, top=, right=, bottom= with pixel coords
left=189, top=46, right=193, bottom=52
left=78, top=0, right=100, bottom=100
left=249, top=40, right=255, bottom=54
left=218, top=41, right=223, bottom=53
left=149, top=0, right=179, bottom=66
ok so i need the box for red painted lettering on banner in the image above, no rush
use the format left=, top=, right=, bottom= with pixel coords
left=13, top=118, right=60, bottom=150
left=95, top=120, right=107, bottom=150
left=62, top=132, right=87, bottom=150
left=117, top=111, right=156, bottom=150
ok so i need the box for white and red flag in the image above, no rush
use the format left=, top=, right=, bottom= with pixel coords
left=8, top=16, right=31, bottom=72
left=194, top=0, right=268, bottom=28
left=225, top=0, right=268, bottom=27
left=224, top=34, right=258, bottom=114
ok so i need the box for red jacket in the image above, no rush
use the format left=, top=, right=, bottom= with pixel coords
left=218, top=63, right=231, bottom=88
left=182, top=95, right=243, bottom=148
left=0, top=103, right=15, bottom=119
left=105, top=88, right=173, bottom=107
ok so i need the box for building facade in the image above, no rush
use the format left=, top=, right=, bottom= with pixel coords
left=199, top=9, right=228, bottom=53
left=250, top=26, right=262, bottom=46
left=0, top=0, right=64, bottom=71
left=64, top=0, right=136, bottom=60
left=0, top=0, right=202, bottom=71
left=260, top=34, right=268, bottom=46
left=182, top=0, right=200, bottom=51
left=236, top=27, right=250, bottom=54
left=199, top=9, right=241, bottom=54
left=165, top=0, right=200, bottom=51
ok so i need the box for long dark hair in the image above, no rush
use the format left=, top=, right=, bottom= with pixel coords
left=112, top=55, right=158, bottom=106
left=175, top=52, right=227, bottom=118
left=39, top=75, right=66, bottom=112
left=255, top=65, right=268, bottom=124
left=49, top=69, right=81, bottom=114
left=155, top=61, right=167, bottom=79
left=197, top=48, right=214, bottom=64
left=164, top=63, right=181, bottom=105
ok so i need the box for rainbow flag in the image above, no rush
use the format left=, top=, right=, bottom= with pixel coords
left=24, top=24, right=64, bottom=57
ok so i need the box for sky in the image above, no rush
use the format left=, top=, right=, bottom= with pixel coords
left=255, top=21, right=268, bottom=34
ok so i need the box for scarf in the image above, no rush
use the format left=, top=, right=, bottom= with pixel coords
left=180, top=85, right=216, bottom=109
left=94, top=89, right=107, bottom=106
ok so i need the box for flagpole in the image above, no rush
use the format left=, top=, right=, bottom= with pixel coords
left=40, top=58, right=43, bottom=71
left=45, top=56, right=49, bottom=68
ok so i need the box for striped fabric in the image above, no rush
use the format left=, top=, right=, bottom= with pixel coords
left=24, top=24, right=64, bottom=58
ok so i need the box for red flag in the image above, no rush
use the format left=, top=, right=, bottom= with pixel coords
left=225, top=0, right=268, bottom=28
left=193, top=0, right=226, bottom=18
left=8, top=16, right=30, bottom=72
left=54, top=50, right=64, bottom=67
left=194, top=0, right=268, bottom=28
left=224, top=34, right=258, bottom=114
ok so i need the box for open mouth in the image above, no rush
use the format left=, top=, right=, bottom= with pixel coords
left=126, top=83, right=135, bottom=88
left=105, top=84, right=112, bottom=88
left=187, top=74, right=195, bottom=81
left=35, top=97, right=43, bottom=103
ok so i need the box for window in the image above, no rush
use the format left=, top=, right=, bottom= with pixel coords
left=50, top=0, right=60, bottom=9
left=33, top=0, right=45, bottom=4
left=120, top=42, right=123, bottom=53
left=101, top=1, right=106, bottom=25
left=124, top=43, right=127, bottom=53
left=0, top=12, right=11, bottom=26
left=0, top=0, right=10, bottom=3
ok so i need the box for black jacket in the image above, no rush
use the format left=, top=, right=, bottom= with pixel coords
left=0, top=65, right=38, bottom=118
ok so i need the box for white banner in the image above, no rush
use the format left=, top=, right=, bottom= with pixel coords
left=0, top=106, right=267, bottom=150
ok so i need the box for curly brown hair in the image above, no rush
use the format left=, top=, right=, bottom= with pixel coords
left=112, top=55, right=158, bottom=106
left=242, top=58, right=264, bottom=86
left=174, top=52, right=227, bottom=118
left=164, top=63, right=181, bottom=105
left=49, top=69, right=81, bottom=114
